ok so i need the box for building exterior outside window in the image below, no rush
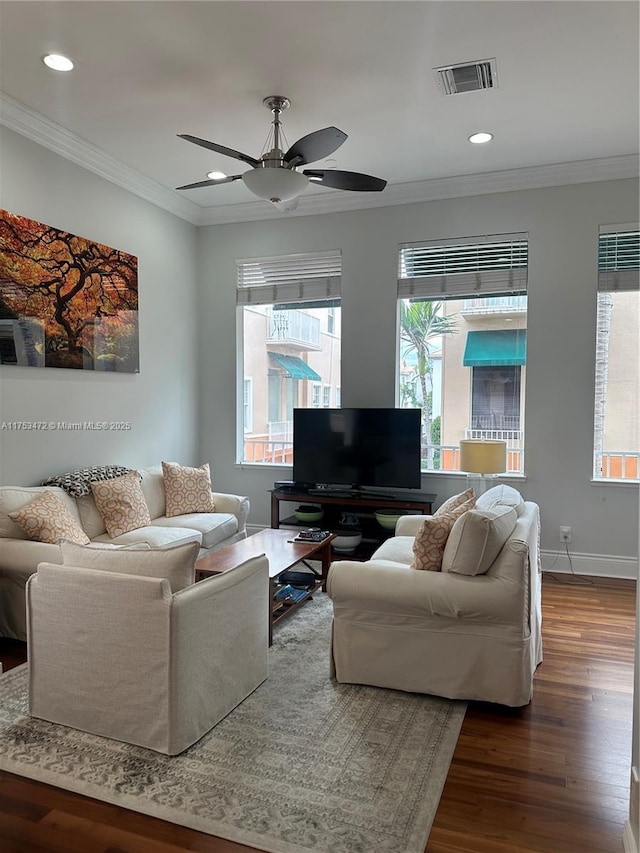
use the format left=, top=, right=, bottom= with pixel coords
left=237, top=251, right=341, bottom=464
left=397, top=234, right=528, bottom=474
left=593, top=227, right=639, bottom=480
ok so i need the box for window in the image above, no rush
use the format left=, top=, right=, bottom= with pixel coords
left=322, top=385, right=331, bottom=407
left=237, top=250, right=341, bottom=464
left=593, top=227, right=639, bottom=480
left=243, top=378, right=253, bottom=432
left=397, top=233, right=528, bottom=474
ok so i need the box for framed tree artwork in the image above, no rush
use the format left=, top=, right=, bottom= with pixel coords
left=0, top=210, right=139, bottom=372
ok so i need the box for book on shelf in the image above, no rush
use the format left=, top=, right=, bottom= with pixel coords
left=273, top=584, right=310, bottom=604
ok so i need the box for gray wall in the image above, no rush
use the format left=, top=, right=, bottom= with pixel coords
left=0, top=127, right=200, bottom=483
left=197, top=178, right=639, bottom=570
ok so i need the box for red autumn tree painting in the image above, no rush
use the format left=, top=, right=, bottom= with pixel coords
left=0, top=210, right=139, bottom=371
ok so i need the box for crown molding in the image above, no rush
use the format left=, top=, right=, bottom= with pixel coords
left=0, top=92, right=202, bottom=225
left=197, top=154, right=640, bottom=225
left=1, top=91, right=638, bottom=228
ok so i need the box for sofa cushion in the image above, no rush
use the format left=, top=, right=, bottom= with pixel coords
left=150, top=513, right=238, bottom=549
left=442, top=505, right=518, bottom=576
left=59, top=539, right=199, bottom=592
left=139, top=465, right=166, bottom=519
left=90, top=472, right=151, bottom=538
left=75, top=494, right=107, bottom=540
left=91, top=525, right=202, bottom=549
left=434, top=488, right=476, bottom=516
left=162, top=462, right=215, bottom=517
left=0, top=486, right=82, bottom=540
left=412, top=499, right=474, bottom=571
left=476, top=484, right=525, bottom=517
left=371, top=535, right=415, bottom=565
left=8, top=491, right=90, bottom=545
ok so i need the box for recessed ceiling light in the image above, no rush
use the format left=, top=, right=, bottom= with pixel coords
left=206, top=171, right=227, bottom=181
left=43, top=53, right=74, bottom=72
left=468, top=131, right=493, bottom=144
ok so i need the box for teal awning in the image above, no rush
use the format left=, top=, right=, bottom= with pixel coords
left=463, top=330, right=526, bottom=367
left=268, top=352, right=321, bottom=381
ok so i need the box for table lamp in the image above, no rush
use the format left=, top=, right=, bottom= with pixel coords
left=459, top=439, right=507, bottom=495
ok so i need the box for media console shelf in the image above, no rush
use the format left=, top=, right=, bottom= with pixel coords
left=270, top=488, right=437, bottom=560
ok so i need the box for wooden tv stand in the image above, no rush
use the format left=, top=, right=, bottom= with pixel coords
left=270, top=487, right=436, bottom=559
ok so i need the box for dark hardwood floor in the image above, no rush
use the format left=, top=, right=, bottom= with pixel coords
left=0, top=573, right=635, bottom=853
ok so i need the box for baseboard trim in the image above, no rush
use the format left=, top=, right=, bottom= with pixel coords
left=541, top=550, right=637, bottom=580
left=623, top=821, right=638, bottom=853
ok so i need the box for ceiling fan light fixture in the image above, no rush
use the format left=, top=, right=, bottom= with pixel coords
left=43, top=53, right=74, bottom=72
left=468, top=131, right=493, bottom=144
left=242, top=167, right=309, bottom=203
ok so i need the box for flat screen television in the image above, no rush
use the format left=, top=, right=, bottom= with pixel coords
left=292, top=407, right=422, bottom=492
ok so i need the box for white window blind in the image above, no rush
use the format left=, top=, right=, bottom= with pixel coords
left=237, top=250, right=341, bottom=306
left=598, top=227, right=639, bottom=292
left=398, top=232, right=528, bottom=299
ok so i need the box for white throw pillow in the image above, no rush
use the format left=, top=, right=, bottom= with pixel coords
left=59, top=539, right=199, bottom=592
left=475, top=484, right=525, bottom=517
left=442, top=505, right=518, bottom=576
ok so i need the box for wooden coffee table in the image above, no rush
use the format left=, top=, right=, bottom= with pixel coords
left=195, top=528, right=335, bottom=644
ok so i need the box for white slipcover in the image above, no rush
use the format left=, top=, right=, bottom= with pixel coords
left=27, top=554, right=269, bottom=754
left=327, top=500, right=542, bottom=707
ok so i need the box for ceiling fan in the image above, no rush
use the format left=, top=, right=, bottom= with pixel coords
left=176, top=96, right=387, bottom=209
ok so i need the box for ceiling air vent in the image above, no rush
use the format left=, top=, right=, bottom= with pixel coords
left=434, top=58, right=498, bottom=96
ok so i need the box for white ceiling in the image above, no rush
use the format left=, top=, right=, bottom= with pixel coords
left=0, top=1, right=638, bottom=224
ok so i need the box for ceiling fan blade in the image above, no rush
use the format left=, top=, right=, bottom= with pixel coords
left=176, top=175, right=243, bottom=190
left=303, top=169, right=387, bottom=192
left=177, top=134, right=261, bottom=168
left=284, top=127, right=347, bottom=167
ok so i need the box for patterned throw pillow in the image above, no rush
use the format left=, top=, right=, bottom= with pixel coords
left=412, top=499, right=475, bottom=571
left=434, top=488, right=476, bottom=517
left=90, top=471, right=151, bottom=538
left=162, top=462, right=215, bottom=518
left=8, top=491, right=90, bottom=545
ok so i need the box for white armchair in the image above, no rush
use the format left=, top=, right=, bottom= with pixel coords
left=26, top=554, right=269, bottom=754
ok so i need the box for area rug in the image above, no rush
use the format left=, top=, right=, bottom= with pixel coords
left=0, top=594, right=466, bottom=853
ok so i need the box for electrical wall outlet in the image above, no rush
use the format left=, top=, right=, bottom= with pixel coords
left=559, top=525, right=572, bottom=543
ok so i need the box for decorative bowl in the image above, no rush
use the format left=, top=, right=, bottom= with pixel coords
left=331, top=532, right=363, bottom=553
left=294, top=505, right=324, bottom=523
left=374, top=509, right=406, bottom=531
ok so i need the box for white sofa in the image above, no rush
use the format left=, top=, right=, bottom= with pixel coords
left=0, top=464, right=250, bottom=641
left=327, top=485, right=542, bottom=707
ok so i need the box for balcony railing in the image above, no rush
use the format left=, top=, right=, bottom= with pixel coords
left=268, top=308, right=320, bottom=348
left=596, top=452, right=639, bottom=480
left=435, top=444, right=523, bottom=475
left=241, top=435, right=639, bottom=480
left=461, top=295, right=527, bottom=315
left=243, top=439, right=292, bottom=464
